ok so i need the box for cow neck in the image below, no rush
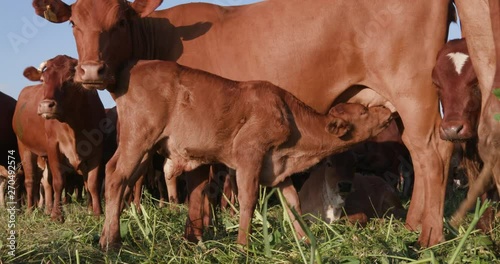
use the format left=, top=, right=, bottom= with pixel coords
left=131, top=17, right=172, bottom=61
left=281, top=92, right=350, bottom=156
left=61, top=87, right=94, bottom=130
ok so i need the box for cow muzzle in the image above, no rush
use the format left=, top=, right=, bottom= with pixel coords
left=37, top=99, right=60, bottom=119
left=337, top=181, right=353, bottom=197
left=440, top=120, right=475, bottom=141
left=76, top=63, right=110, bottom=90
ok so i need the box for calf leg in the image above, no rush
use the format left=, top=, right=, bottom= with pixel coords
left=451, top=162, right=493, bottom=227
left=133, top=174, right=144, bottom=210
left=184, top=165, right=210, bottom=242
left=99, top=144, right=151, bottom=250
left=164, top=158, right=179, bottom=204
left=235, top=162, right=261, bottom=245
left=278, top=177, right=307, bottom=242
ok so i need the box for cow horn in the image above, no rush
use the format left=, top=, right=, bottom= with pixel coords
left=38, top=61, right=47, bottom=72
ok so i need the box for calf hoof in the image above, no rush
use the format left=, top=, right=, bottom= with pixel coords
left=99, top=237, right=122, bottom=252
left=476, top=207, right=494, bottom=233
left=51, top=213, right=65, bottom=223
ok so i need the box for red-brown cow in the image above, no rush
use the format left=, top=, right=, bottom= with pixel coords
left=13, top=55, right=106, bottom=221
left=98, top=59, right=392, bottom=248
left=0, top=92, right=19, bottom=207
left=33, top=0, right=456, bottom=247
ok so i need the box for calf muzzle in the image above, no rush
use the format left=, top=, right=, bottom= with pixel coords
left=440, top=119, right=475, bottom=140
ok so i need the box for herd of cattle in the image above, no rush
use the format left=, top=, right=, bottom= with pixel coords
left=0, top=0, right=499, bottom=251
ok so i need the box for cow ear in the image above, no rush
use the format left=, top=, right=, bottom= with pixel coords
left=32, top=0, right=71, bottom=23
left=23, top=67, right=42, bottom=82
left=326, top=118, right=352, bottom=137
left=130, top=0, right=163, bottom=18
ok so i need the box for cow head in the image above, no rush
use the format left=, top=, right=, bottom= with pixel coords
left=433, top=39, right=480, bottom=141
left=32, top=0, right=163, bottom=90
left=326, top=103, right=393, bottom=140
left=23, top=55, right=78, bottom=120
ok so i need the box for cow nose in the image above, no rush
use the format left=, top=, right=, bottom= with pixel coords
left=40, top=99, right=56, bottom=110
left=80, top=63, right=106, bottom=81
left=337, top=181, right=353, bottom=194
left=38, top=99, right=58, bottom=118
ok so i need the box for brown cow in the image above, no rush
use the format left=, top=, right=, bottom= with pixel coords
left=0, top=92, right=19, bottom=207
left=33, top=0, right=455, bottom=247
left=299, top=150, right=405, bottom=226
left=97, top=59, right=392, bottom=248
left=13, top=55, right=106, bottom=221
left=451, top=0, right=500, bottom=227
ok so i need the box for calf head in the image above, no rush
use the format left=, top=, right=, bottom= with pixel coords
left=433, top=39, right=480, bottom=141
left=324, top=152, right=357, bottom=196
left=326, top=103, right=392, bottom=141
left=32, top=0, right=163, bottom=90
left=23, top=55, right=78, bottom=120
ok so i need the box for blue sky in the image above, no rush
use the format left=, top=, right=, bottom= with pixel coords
left=1, top=1, right=460, bottom=108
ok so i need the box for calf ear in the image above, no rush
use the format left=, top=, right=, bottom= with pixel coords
left=326, top=118, right=352, bottom=137
left=23, top=67, right=42, bottom=82
left=130, top=0, right=163, bottom=18
left=32, top=0, right=71, bottom=23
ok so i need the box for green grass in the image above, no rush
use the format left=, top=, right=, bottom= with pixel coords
left=0, top=188, right=498, bottom=264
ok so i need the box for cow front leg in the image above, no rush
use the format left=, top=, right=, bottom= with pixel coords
left=18, top=146, right=39, bottom=211
left=397, top=99, right=453, bottom=247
